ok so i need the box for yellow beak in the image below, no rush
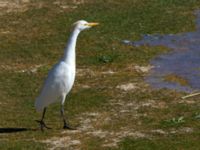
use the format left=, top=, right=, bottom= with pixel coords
left=86, top=22, right=99, bottom=27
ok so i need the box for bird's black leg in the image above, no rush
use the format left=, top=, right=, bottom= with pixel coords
left=36, top=107, right=51, bottom=131
left=61, top=105, right=76, bottom=130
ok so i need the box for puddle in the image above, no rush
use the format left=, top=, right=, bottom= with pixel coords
left=123, top=10, right=200, bottom=92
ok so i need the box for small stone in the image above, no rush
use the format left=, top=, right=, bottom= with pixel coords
left=21, top=0, right=30, bottom=3
left=151, top=129, right=166, bottom=134
left=134, top=65, right=154, bottom=73
left=116, top=83, right=137, bottom=91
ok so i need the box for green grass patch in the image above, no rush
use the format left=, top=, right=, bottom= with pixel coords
left=0, top=140, right=46, bottom=150
left=117, top=134, right=200, bottom=150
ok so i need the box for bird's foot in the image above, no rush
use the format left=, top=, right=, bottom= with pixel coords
left=36, top=120, right=51, bottom=131
left=63, top=123, right=76, bottom=130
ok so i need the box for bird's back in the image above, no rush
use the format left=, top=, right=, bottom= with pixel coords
left=35, top=61, right=75, bottom=112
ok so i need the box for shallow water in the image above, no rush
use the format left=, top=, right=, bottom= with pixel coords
left=123, top=11, right=200, bottom=92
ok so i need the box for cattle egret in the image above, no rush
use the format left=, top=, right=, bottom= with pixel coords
left=35, top=20, right=99, bottom=131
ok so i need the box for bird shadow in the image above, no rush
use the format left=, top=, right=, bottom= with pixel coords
left=0, top=128, right=36, bottom=134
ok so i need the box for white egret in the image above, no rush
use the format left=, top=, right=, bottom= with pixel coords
left=35, top=20, right=99, bottom=131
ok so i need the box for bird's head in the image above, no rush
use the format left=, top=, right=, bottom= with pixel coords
left=73, top=20, right=99, bottom=31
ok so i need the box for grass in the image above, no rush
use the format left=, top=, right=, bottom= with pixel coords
left=0, top=140, right=46, bottom=150
left=1, top=0, right=200, bottom=149
left=117, top=134, right=200, bottom=150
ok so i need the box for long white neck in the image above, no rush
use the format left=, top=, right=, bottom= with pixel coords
left=62, top=28, right=80, bottom=66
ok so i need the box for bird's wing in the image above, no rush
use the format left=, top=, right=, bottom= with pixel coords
left=35, top=62, right=74, bottom=112
left=35, top=64, right=63, bottom=111
left=35, top=73, right=61, bottom=112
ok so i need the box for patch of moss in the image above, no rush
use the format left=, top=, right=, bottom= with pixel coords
left=164, top=74, right=189, bottom=86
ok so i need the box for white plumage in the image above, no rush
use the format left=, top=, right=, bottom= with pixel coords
left=35, top=20, right=99, bottom=131
left=35, top=61, right=75, bottom=111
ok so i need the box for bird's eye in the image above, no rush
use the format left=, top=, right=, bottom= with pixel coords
left=83, top=23, right=88, bottom=26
